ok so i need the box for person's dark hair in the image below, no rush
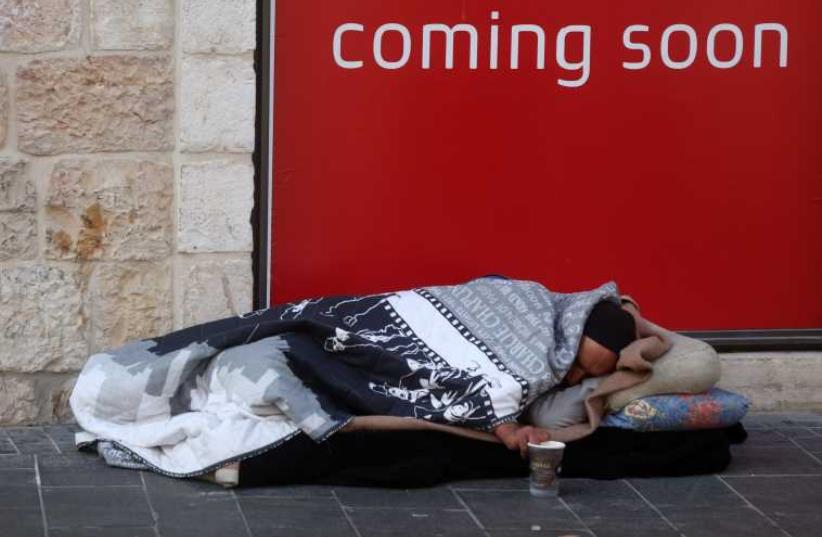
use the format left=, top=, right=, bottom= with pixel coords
left=582, top=300, right=637, bottom=354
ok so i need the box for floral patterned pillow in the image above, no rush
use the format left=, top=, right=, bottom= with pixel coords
left=601, top=388, right=750, bottom=431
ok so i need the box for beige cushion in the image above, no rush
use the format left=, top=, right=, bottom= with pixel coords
left=606, top=328, right=721, bottom=411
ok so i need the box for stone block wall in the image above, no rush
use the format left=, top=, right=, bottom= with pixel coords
left=0, top=0, right=257, bottom=424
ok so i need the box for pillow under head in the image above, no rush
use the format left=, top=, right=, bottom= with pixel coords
left=606, top=329, right=721, bottom=411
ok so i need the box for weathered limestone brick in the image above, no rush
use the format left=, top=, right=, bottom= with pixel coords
left=180, top=56, right=255, bottom=152
left=0, top=160, right=36, bottom=211
left=0, top=374, right=77, bottom=425
left=178, top=160, right=254, bottom=252
left=177, top=256, right=253, bottom=328
left=0, top=376, right=38, bottom=423
left=91, top=0, right=174, bottom=51
left=16, top=56, right=174, bottom=155
left=0, top=265, right=88, bottom=373
left=0, top=213, right=37, bottom=261
left=86, top=262, right=172, bottom=352
left=0, top=0, right=81, bottom=53
left=0, top=72, right=7, bottom=148
left=45, top=159, right=173, bottom=261
left=181, top=0, right=256, bottom=54
left=0, top=159, right=38, bottom=262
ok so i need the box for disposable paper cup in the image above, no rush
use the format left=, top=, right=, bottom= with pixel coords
left=527, top=440, right=565, bottom=497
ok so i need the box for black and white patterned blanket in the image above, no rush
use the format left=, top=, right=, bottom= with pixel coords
left=70, top=276, right=618, bottom=476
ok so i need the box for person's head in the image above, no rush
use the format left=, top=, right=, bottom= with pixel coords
left=563, top=299, right=638, bottom=386
left=563, top=337, right=619, bottom=386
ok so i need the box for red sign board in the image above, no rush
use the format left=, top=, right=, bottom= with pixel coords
left=268, top=0, right=822, bottom=331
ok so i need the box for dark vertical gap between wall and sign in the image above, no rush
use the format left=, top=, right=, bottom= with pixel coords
left=252, top=0, right=273, bottom=310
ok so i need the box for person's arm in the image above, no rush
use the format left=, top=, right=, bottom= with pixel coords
left=525, top=377, right=602, bottom=429
left=492, top=422, right=551, bottom=458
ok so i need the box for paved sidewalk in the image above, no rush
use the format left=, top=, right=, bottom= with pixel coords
left=1, top=413, right=821, bottom=537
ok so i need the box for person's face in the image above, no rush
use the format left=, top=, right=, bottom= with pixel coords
left=564, top=337, right=619, bottom=386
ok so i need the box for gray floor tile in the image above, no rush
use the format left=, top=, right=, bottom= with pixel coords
left=794, top=436, right=822, bottom=453
left=150, top=494, right=246, bottom=537
left=592, top=528, right=680, bottom=537
left=450, top=477, right=529, bottom=491
left=38, top=454, right=143, bottom=487
left=166, top=523, right=245, bottom=537
left=0, top=485, right=41, bottom=510
left=335, top=486, right=460, bottom=509
left=559, top=479, right=658, bottom=521
left=488, top=530, right=594, bottom=537
left=0, top=507, right=45, bottom=537
left=0, top=436, right=17, bottom=455
left=146, top=530, right=214, bottom=537
left=346, top=507, right=484, bottom=537
left=42, top=424, right=81, bottom=442
left=0, top=468, right=37, bottom=487
left=0, top=454, right=34, bottom=468
left=723, top=444, right=822, bottom=475
left=239, top=496, right=355, bottom=537
left=12, top=442, right=61, bottom=455
left=142, top=470, right=232, bottom=498
left=773, top=516, right=822, bottom=537
left=746, top=414, right=822, bottom=427
left=38, top=450, right=100, bottom=465
left=43, top=486, right=154, bottom=528
left=628, top=476, right=745, bottom=509
left=722, top=476, right=822, bottom=517
left=742, top=430, right=792, bottom=446
left=456, top=490, right=582, bottom=531
left=740, top=418, right=771, bottom=430
left=5, top=427, right=50, bottom=442
left=142, top=471, right=249, bottom=536
left=776, top=415, right=822, bottom=427
left=743, top=413, right=789, bottom=425
left=157, top=527, right=250, bottom=537
left=5, top=428, right=60, bottom=454
left=49, top=529, right=156, bottom=537
left=585, top=512, right=673, bottom=536
left=51, top=445, right=76, bottom=457
left=235, top=484, right=334, bottom=498
left=773, top=427, right=822, bottom=439
left=664, top=506, right=781, bottom=537
left=242, top=527, right=353, bottom=537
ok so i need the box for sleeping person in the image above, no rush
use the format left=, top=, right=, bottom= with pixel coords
left=70, top=277, right=683, bottom=487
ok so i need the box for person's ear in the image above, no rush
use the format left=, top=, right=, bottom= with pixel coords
left=620, top=295, right=640, bottom=311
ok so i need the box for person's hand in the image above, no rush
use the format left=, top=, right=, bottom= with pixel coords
left=493, top=423, right=551, bottom=458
